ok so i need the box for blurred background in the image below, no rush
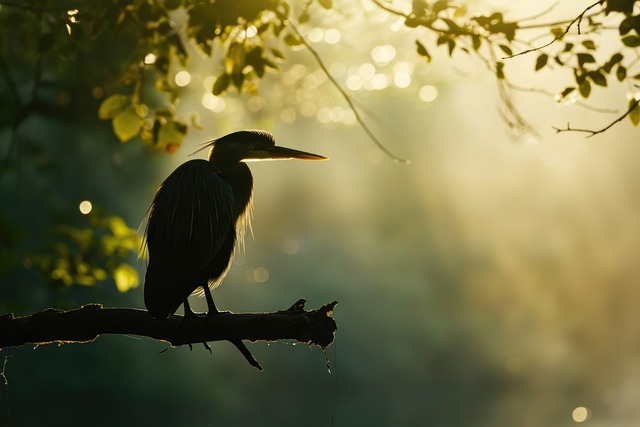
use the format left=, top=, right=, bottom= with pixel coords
left=2, top=0, right=640, bottom=426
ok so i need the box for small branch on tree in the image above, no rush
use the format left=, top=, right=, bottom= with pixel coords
left=0, top=299, right=338, bottom=371
left=289, top=22, right=410, bottom=165
left=504, top=0, right=605, bottom=59
left=553, top=97, right=640, bottom=137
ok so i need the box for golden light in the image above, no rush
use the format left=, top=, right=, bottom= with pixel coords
left=572, top=407, right=590, bottom=423
left=144, top=53, right=157, bottom=65
left=79, top=200, right=92, bottom=215
left=419, top=85, right=438, bottom=102
left=174, top=71, right=191, bottom=87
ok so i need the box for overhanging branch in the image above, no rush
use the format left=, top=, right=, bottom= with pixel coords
left=0, top=299, right=338, bottom=371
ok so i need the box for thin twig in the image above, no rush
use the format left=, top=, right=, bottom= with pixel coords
left=553, top=97, right=640, bottom=137
left=289, top=22, right=410, bottom=164
left=504, top=0, right=605, bottom=59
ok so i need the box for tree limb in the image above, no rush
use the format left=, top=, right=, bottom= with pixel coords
left=0, top=299, right=338, bottom=371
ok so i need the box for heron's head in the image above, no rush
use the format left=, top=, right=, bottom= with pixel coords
left=205, top=130, right=327, bottom=164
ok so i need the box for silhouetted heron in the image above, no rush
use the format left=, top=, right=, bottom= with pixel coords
left=143, top=130, right=327, bottom=320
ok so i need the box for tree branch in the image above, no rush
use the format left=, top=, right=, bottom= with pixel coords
left=0, top=299, right=338, bottom=371
left=504, top=0, right=605, bottom=59
left=553, top=97, right=640, bottom=137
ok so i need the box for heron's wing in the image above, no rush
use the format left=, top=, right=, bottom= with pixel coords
left=145, top=159, right=234, bottom=273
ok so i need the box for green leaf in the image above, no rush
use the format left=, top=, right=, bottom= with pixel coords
left=629, top=99, right=640, bottom=126
left=581, top=40, right=596, bottom=50
left=617, top=65, right=627, bottom=81
left=212, top=73, right=230, bottom=95
left=114, top=264, right=139, bottom=292
left=98, top=94, right=129, bottom=120
left=284, top=33, right=302, bottom=47
left=157, top=119, right=187, bottom=151
left=622, top=35, right=640, bottom=47
left=317, top=0, right=332, bottom=9
left=535, top=53, right=548, bottom=71
left=112, top=105, right=143, bottom=142
left=270, top=47, right=286, bottom=60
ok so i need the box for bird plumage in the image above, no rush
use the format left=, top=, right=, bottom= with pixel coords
left=143, top=129, right=326, bottom=320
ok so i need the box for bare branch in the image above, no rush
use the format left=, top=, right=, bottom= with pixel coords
left=289, top=22, right=411, bottom=164
left=0, top=300, right=338, bottom=371
left=504, top=0, right=605, bottom=59
left=553, top=97, right=640, bottom=137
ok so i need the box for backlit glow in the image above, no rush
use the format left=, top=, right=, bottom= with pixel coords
left=174, top=71, right=191, bottom=87
left=79, top=200, right=92, bottom=215
left=572, top=407, right=590, bottom=423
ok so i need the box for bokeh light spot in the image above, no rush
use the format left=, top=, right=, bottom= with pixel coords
left=79, top=200, right=92, bottom=215
left=419, top=85, right=438, bottom=102
left=282, top=239, right=300, bottom=254
left=174, top=71, right=191, bottom=87
left=572, top=407, right=590, bottom=423
left=253, top=267, right=269, bottom=283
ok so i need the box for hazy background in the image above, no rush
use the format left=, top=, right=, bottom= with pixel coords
left=2, top=1, right=640, bottom=426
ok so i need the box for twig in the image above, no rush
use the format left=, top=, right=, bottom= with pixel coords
left=289, top=22, right=410, bottom=164
left=553, top=97, right=640, bottom=137
left=0, top=300, right=338, bottom=371
left=504, top=0, right=605, bottom=59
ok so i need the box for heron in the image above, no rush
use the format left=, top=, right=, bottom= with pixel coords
left=143, top=129, right=327, bottom=320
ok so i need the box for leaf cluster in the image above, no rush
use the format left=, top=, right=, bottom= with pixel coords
left=27, top=211, right=142, bottom=292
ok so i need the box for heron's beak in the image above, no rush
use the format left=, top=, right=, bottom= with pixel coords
left=255, top=146, right=328, bottom=161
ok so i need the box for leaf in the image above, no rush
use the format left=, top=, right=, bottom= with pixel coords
left=433, top=0, right=450, bottom=14
left=112, top=106, right=143, bottom=142
left=499, top=44, right=512, bottom=56
left=114, top=264, right=139, bottom=292
left=98, top=94, right=129, bottom=120
left=496, top=61, right=505, bottom=80
left=471, top=35, right=481, bottom=51
left=607, top=0, right=635, bottom=14
left=588, top=70, right=607, bottom=87
left=212, top=73, right=230, bottom=95
left=270, top=47, right=286, bottom=60
left=629, top=99, right=640, bottom=126
left=559, top=87, right=575, bottom=99
left=581, top=40, right=596, bottom=50
left=535, top=54, right=548, bottom=71
left=317, top=0, right=332, bottom=9
left=622, top=35, right=640, bottom=47
left=157, top=119, right=187, bottom=149
left=578, top=79, right=591, bottom=98
left=577, top=53, right=596, bottom=68
left=284, top=33, right=302, bottom=47
left=617, top=65, right=627, bottom=81
left=415, top=40, right=431, bottom=62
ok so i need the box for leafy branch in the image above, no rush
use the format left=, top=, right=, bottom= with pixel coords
left=0, top=299, right=338, bottom=371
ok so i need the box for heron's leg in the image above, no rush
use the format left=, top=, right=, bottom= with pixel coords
left=183, top=298, right=197, bottom=318
left=182, top=297, right=212, bottom=353
left=203, top=285, right=220, bottom=316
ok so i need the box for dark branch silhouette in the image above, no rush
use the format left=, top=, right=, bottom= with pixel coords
left=0, top=299, right=338, bottom=371
left=553, top=97, right=640, bottom=137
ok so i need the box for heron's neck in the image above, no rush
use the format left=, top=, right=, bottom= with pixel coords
left=216, top=161, right=254, bottom=219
